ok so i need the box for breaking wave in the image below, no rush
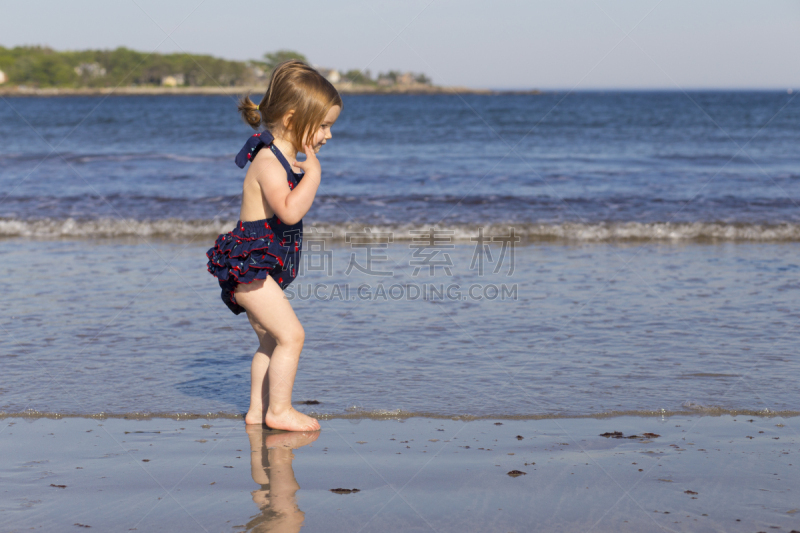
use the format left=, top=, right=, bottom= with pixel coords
left=3, top=217, right=800, bottom=242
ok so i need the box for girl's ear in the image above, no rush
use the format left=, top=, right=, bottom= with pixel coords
left=283, top=110, right=295, bottom=131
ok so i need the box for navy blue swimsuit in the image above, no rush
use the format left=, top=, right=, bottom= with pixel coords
left=206, top=130, right=303, bottom=315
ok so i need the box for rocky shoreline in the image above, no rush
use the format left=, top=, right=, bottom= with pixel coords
left=0, top=84, right=540, bottom=97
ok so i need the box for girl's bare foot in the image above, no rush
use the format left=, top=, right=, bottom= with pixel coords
left=266, top=407, right=320, bottom=432
left=245, top=410, right=265, bottom=425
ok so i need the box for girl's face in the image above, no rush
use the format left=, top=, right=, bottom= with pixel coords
left=307, top=105, right=341, bottom=154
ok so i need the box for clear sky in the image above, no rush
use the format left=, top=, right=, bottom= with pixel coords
left=1, top=0, right=798, bottom=90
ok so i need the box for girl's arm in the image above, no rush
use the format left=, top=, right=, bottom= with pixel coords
left=252, top=144, right=321, bottom=225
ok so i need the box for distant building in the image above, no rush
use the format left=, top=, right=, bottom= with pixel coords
left=251, top=65, right=266, bottom=79
left=316, top=67, right=341, bottom=84
left=74, top=62, right=107, bottom=78
left=396, top=72, right=415, bottom=86
left=0, top=70, right=6, bottom=84
left=161, top=74, right=185, bottom=87
left=377, top=71, right=431, bottom=87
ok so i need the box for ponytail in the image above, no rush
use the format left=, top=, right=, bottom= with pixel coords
left=237, top=93, right=262, bottom=129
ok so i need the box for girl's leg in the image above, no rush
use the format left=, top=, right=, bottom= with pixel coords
left=235, top=276, right=320, bottom=432
left=244, top=313, right=277, bottom=425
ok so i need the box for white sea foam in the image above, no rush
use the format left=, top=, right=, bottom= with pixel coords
left=2, top=218, right=800, bottom=242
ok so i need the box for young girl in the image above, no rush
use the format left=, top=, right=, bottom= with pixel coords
left=206, top=60, right=342, bottom=432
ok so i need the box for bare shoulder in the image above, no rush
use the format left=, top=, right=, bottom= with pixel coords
left=246, top=148, right=286, bottom=186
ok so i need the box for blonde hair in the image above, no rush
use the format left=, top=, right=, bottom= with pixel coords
left=238, top=60, right=343, bottom=152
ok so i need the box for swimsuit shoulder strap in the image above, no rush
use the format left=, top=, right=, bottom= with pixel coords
left=268, top=143, right=298, bottom=177
left=234, top=130, right=275, bottom=168
left=234, top=129, right=303, bottom=183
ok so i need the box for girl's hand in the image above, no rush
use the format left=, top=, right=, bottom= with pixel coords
left=292, top=144, right=321, bottom=177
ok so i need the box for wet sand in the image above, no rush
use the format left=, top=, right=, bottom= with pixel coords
left=2, top=416, right=798, bottom=532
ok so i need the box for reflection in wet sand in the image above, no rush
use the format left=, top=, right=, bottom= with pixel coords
left=244, top=427, right=319, bottom=532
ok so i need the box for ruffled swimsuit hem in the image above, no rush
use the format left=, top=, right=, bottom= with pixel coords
left=205, top=218, right=283, bottom=314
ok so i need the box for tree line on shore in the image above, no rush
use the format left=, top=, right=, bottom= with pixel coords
left=0, top=46, right=431, bottom=89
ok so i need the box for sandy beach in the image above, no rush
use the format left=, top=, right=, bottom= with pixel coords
left=2, top=415, right=798, bottom=532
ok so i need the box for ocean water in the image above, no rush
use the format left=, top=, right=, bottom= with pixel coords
left=1, top=92, right=798, bottom=419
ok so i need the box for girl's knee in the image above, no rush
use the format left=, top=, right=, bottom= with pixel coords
left=277, top=325, right=305, bottom=350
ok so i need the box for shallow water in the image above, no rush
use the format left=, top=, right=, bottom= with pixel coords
left=2, top=238, right=797, bottom=418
